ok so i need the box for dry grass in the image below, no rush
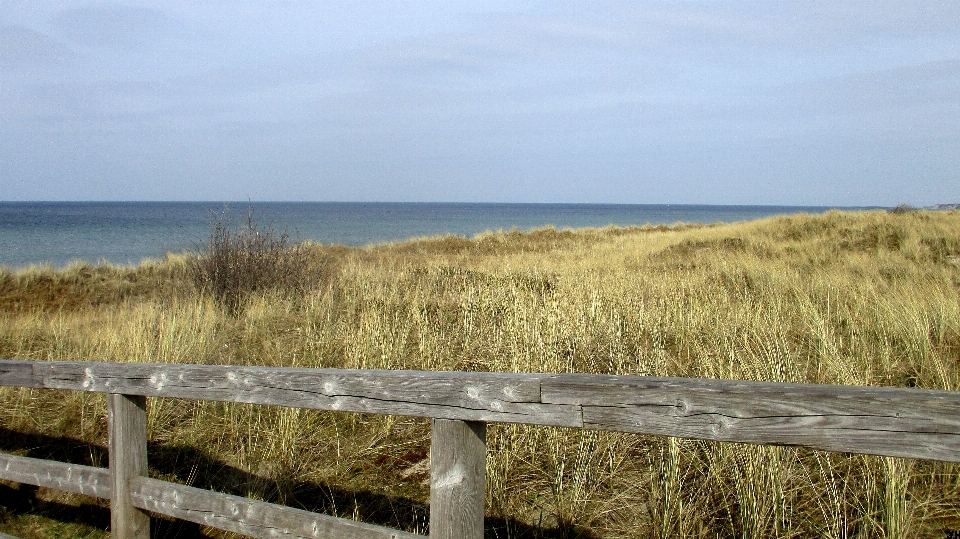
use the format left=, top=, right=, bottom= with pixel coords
left=2, top=209, right=960, bottom=538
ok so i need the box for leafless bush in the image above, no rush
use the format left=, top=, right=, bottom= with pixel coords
left=189, top=208, right=317, bottom=315
left=889, top=204, right=918, bottom=214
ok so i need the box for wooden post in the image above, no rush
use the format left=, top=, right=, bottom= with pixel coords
left=109, top=393, right=150, bottom=539
left=430, top=419, right=485, bottom=539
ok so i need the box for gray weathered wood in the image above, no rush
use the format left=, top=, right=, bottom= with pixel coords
left=109, top=393, right=150, bottom=539
left=542, top=374, right=960, bottom=462
left=0, top=360, right=41, bottom=388
left=129, top=476, right=423, bottom=539
left=20, top=361, right=581, bottom=427
left=5, top=360, right=960, bottom=462
left=0, top=452, right=111, bottom=498
left=430, top=419, right=486, bottom=539
left=0, top=532, right=22, bottom=539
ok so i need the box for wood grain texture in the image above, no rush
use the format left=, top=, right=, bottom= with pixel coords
left=430, top=419, right=486, bottom=539
left=129, top=476, right=424, bottom=539
left=542, top=374, right=960, bottom=462
left=4, top=360, right=960, bottom=462
left=108, top=393, right=150, bottom=539
left=0, top=360, right=41, bottom=388
left=0, top=452, right=111, bottom=498
left=22, top=361, right=582, bottom=427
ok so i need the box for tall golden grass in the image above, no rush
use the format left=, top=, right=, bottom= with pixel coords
left=1, top=209, right=959, bottom=538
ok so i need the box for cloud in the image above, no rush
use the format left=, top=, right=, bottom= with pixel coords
left=0, top=24, right=75, bottom=70
left=52, top=5, right=187, bottom=49
left=784, top=0, right=960, bottom=42
left=784, top=60, right=960, bottom=112
left=1, top=1, right=958, bottom=204
left=754, top=59, right=960, bottom=144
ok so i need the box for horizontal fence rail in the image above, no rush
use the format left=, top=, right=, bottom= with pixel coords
left=2, top=358, right=960, bottom=538
left=0, top=452, right=111, bottom=499
left=130, top=477, right=422, bottom=539
left=0, top=450, right=420, bottom=539
left=4, top=359, right=960, bottom=461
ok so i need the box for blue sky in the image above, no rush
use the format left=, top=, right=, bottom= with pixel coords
left=1, top=1, right=958, bottom=205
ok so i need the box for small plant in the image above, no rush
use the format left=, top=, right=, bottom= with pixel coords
left=189, top=207, right=314, bottom=315
left=889, top=203, right=918, bottom=214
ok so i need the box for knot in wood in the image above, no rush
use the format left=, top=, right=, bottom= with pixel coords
left=712, top=416, right=731, bottom=437
left=149, top=372, right=167, bottom=390
left=82, top=368, right=94, bottom=389
left=433, top=464, right=465, bottom=490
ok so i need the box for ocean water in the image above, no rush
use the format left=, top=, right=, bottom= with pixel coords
left=0, top=202, right=843, bottom=269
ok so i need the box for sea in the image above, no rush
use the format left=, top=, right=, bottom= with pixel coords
left=0, top=202, right=850, bottom=269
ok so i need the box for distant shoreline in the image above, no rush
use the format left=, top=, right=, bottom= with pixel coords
left=0, top=202, right=859, bottom=270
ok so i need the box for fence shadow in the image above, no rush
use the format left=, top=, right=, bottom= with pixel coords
left=0, top=427, right=597, bottom=539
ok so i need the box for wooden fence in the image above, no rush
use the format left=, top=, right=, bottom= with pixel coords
left=2, top=359, right=960, bottom=538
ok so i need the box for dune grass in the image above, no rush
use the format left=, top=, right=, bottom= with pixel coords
left=1, top=209, right=960, bottom=538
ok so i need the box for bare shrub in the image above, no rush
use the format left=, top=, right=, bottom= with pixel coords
left=889, top=203, right=918, bottom=214
left=189, top=208, right=319, bottom=315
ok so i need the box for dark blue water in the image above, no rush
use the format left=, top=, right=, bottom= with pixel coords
left=0, top=202, right=844, bottom=269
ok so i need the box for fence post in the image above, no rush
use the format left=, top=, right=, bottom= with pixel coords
left=430, top=419, right=486, bottom=539
left=108, top=393, right=150, bottom=539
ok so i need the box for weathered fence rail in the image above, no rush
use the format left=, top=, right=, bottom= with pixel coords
left=2, top=359, right=960, bottom=538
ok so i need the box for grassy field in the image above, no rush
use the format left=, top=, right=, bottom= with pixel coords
left=1, top=209, right=959, bottom=538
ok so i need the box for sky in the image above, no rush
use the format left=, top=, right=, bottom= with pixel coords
left=1, top=1, right=958, bottom=206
